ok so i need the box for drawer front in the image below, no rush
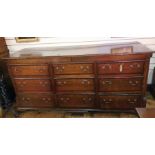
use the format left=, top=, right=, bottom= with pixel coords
left=17, top=93, right=54, bottom=108
left=14, top=79, right=52, bottom=92
left=98, top=61, right=144, bottom=74
left=10, top=65, right=49, bottom=76
left=99, top=95, right=142, bottom=109
left=57, top=94, right=95, bottom=108
left=53, top=63, right=93, bottom=74
left=98, top=77, right=143, bottom=92
left=55, top=79, right=94, bottom=92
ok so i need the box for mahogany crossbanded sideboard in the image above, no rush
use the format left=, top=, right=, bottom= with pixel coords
left=3, top=42, right=154, bottom=112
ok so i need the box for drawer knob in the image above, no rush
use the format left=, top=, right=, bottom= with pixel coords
left=60, top=97, right=70, bottom=102
left=82, top=97, right=92, bottom=103
left=14, top=68, right=20, bottom=72
left=88, top=97, right=92, bottom=101
left=80, top=65, right=90, bottom=72
left=102, top=64, right=112, bottom=69
left=17, top=81, right=26, bottom=87
left=40, top=81, right=49, bottom=86
left=102, top=80, right=112, bottom=85
left=48, top=98, right=51, bottom=101
left=39, top=68, right=46, bottom=72
left=60, top=98, right=64, bottom=101
left=22, top=97, right=30, bottom=101
left=42, top=98, right=46, bottom=101
left=128, top=98, right=137, bottom=104
left=57, top=81, right=67, bottom=85
left=102, top=98, right=112, bottom=103
left=55, top=66, right=65, bottom=72
left=66, top=98, right=70, bottom=101
left=81, top=80, right=90, bottom=85
left=42, top=97, right=51, bottom=102
left=130, top=63, right=141, bottom=68
left=128, top=80, right=139, bottom=86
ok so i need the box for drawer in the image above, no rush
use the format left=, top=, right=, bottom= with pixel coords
left=55, top=78, right=94, bottom=92
left=98, top=77, right=143, bottom=92
left=9, top=65, right=49, bottom=76
left=14, top=79, right=52, bottom=92
left=57, top=94, right=95, bottom=108
left=53, top=63, right=93, bottom=75
left=98, top=61, right=144, bottom=74
left=99, top=95, right=143, bottom=109
left=17, top=93, right=54, bottom=108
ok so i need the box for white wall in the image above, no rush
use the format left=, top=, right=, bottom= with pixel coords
left=5, top=37, right=155, bottom=84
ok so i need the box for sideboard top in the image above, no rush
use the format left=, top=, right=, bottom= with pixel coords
left=4, top=42, right=154, bottom=59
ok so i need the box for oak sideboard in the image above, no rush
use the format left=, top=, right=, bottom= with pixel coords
left=3, top=42, right=154, bottom=112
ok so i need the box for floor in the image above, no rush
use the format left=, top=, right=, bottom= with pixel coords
left=4, top=93, right=155, bottom=118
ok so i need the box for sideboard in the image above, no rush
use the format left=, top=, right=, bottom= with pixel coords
left=3, top=42, right=154, bottom=112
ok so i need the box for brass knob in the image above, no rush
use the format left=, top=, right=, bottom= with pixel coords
left=102, top=81, right=112, bottom=85
left=23, top=81, right=26, bottom=85
left=130, top=63, right=141, bottom=68
left=47, top=98, right=51, bottom=101
left=88, top=98, right=92, bottom=101
left=14, top=68, right=19, bottom=72
left=22, top=97, right=30, bottom=101
left=66, top=98, right=70, bottom=101
left=128, top=80, right=139, bottom=86
left=81, top=80, right=90, bottom=85
left=55, top=66, right=64, bottom=72
left=102, top=98, right=112, bottom=103
left=60, top=98, right=64, bottom=101
left=82, top=98, right=86, bottom=101
left=128, top=99, right=137, bottom=104
left=42, top=98, right=46, bottom=101
left=80, top=65, right=90, bottom=72
left=56, top=66, right=59, bottom=70
left=102, top=64, right=111, bottom=69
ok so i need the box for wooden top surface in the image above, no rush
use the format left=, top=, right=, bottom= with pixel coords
left=136, top=108, right=155, bottom=118
left=3, top=42, right=154, bottom=59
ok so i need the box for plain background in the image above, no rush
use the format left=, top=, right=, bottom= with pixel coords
left=0, top=1, right=155, bottom=155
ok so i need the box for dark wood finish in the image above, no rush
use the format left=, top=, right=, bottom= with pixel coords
left=136, top=108, right=155, bottom=118
left=98, top=77, right=143, bottom=92
left=99, top=94, right=143, bottom=109
left=53, top=63, right=94, bottom=75
left=3, top=42, right=154, bottom=111
left=16, top=93, right=54, bottom=108
left=56, top=94, right=95, bottom=108
left=9, top=64, right=49, bottom=76
left=55, top=78, right=94, bottom=92
left=98, top=61, right=144, bottom=75
left=14, top=78, right=52, bottom=92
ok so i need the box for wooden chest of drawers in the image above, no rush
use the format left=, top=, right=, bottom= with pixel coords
left=3, top=43, right=153, bottom=112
